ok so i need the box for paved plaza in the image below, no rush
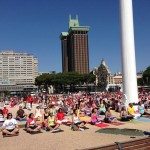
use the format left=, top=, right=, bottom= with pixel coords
left=0, top=106, right=150, bottom=150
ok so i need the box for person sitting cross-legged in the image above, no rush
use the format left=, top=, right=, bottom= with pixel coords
left=127, top=103, right=141, bottom=119
left=16, top=106, right=27, bottom=121
left=56, top=108, right=69, bottom=125
left=46, top=112, right=60, bottom=132
left=120, top=106, right=133, bottom=121
left=84, top=104, right=92, bottom=116
left=79, top=110, right=91, bottom=123
left=26, top=113, right=41, bottom=133
left=138, top=101, right=145, bottom=116
left=104, top=107, right=118, bottom=123
left=71, top=109, right=86, bottom=131
left=2, top=113, right=19, bottom=136
left=34, top=106, right=43, bottom=126
left=99, top=100, right=106, bottom=115
left=91, top=108, right=101, bottom=125
left=42, top=108, right=49, bottom=129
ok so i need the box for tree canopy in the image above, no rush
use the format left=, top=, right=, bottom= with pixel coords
left=137, top=66, right=150, bottom=86
left=97, top=64, right=109, bottom=90
left=35, top=72, right=96, bottom=92
left=143, top=66, right=150, bottom=85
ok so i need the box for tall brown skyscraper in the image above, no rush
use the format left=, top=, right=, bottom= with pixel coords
left=60, top=15, right=89, bottom=74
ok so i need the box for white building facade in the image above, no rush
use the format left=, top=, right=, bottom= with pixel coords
left=0, top=51, right=38, bottom=85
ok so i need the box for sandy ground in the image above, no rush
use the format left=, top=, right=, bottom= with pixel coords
left=0, top=105, right=150, bottom=150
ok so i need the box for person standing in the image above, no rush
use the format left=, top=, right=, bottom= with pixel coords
left=27, top=95, right=33, bottom=109
left=2, top=106, right=8, bottom=117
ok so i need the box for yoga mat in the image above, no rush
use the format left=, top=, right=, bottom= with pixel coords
left=3, top=134, right=19, bottom=138
left=95, top=123, right=109, bottom=128
left=51, top=129, right=64, bottom=133
left=144, top=115, right=150, bottom=119
left=23, top=129, right=43, bottom=134
left=28, top=130, right=43, bottom=134
left=128, top=120, right=140, bottom=124
left=135, top=117, right=150, bottom=123
left=95, top=128, right=145, bottom=136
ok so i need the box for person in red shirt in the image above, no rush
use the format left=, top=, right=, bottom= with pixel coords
left=27, top=95, right=33, bottom=109
left=2, top=106, right=8, bottom=117
left=57, top=108, right=65, bottom=121
left=56, top=108, right=69, bottom=124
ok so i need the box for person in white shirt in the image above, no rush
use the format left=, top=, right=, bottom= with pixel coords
left=0, top=109, right=5, bottom=127
left=2, top=113, right=19, bottom=136
left=72, top=109, right=86, bottom=131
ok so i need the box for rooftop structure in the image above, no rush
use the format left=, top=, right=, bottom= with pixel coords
left=0, top=50, right=38, bottom=85
left=60, top=15, right=90, bottom=74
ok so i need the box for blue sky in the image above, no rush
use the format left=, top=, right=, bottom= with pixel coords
left=0, top=0, right=149, bottom=73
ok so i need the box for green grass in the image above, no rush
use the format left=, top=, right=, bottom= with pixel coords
left=95, top=128, right=145, bottom=136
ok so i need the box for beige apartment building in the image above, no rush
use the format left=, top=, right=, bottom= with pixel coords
left=0, top=51, right=38, bottom=85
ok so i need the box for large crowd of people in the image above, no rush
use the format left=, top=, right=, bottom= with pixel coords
left=0, top=90, right=150, bottom=136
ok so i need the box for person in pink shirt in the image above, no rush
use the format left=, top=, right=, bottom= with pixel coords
left=91, top=108, right=101, bottom=125
left=26, top=113, right=41, bottom=133
left=10, top=99, right=15, bottom=108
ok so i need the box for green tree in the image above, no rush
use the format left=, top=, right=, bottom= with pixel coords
left=143, top=66, right=150, bottom=85
left=97, top=64, right=109, bottom=91
left=137, top=78, right=144, bottom=86
left=35, top=73, right=54, bottom=91
left=83, top=73, right=95, bottom=84
left=4, top=90, right=10, bottom=97
left=35, top=72, right=95, bottom=93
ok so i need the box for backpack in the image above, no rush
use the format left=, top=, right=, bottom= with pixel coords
left=71, top=124, right=79, bottom=131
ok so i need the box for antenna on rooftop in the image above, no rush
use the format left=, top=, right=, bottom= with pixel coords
left=69, top=14, right=71, bottom=20
left=76, top=15, right=78, bottom=20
